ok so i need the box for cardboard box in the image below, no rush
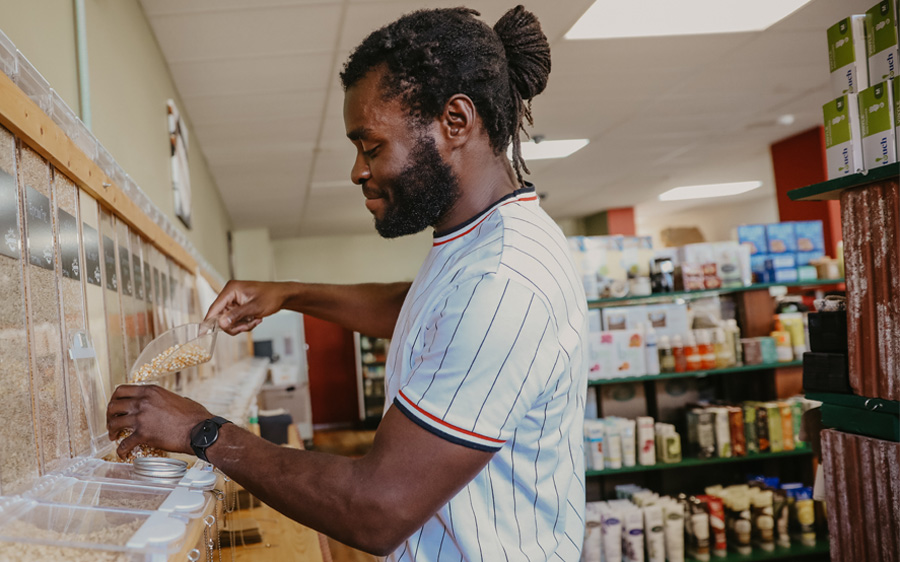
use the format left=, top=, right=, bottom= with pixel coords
left=828, top=15, right=869, bottom=96
left=766, top=253, right=797, bottom=270
left=866, top=0, right=899, bottom=83
left=589, top=330, right=647, bottom=379
left=600, top=382, right=648, bottom=418
left=859, top=80, right=898, bottom=168
left=773, top=268, right=799, bottom=283
left=643, top=303, right=690, bottom=339
left=654, top=378, right=699, bottom=423
left=751, top=253, right=770, bottom=275
left=602, top=305, right=648, bottom=331
left=824, top=94, right=864, bottom=178
left=796, top=250, right=826, bottom=266
left=894, top=75, right=900, bottom=157
left=792, top=220, right=825, bottom=252
left=588, top=331, right=617, bottom=380
left=737, top=224, right=768, bottom=255
left=714, top=241, right=745, bottom=287
left=765, top=223, right=797, bottom=254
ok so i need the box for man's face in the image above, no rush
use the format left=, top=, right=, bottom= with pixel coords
left=343, top=70, right=460, bottom=238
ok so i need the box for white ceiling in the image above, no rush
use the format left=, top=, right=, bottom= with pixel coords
left=139, top=0, right=871, bottom=238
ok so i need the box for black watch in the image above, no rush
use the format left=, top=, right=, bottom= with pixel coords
left=189, top=416, right=232, bottom=462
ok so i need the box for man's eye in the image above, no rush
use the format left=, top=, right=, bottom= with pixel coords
left=363, top=147, right=378, bottom=158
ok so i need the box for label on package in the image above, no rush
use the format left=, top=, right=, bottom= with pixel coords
left=858, top=81, right=898, bottom=168
left=25, top=186, right=54, bottom=270
left=866, top=0, right=899, bottom=82
left=828, top=16, right=869, bottom=95
left=0, top=168, right=20, bottom=260
left=823, top=94, right=863, bottom=178
left=58, top=209, right=80, bottom=280
left=83, top=224, right=101, bottom=286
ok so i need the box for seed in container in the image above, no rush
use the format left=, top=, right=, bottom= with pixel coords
left=115, top=428, right=168, bottom=463
left=130, top=343, right=211, bottom=382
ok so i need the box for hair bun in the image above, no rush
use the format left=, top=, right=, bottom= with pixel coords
left=493, top=5, right=551, bottom=100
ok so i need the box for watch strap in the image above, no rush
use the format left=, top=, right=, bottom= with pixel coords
left=190, top=416, right=232, bottom=462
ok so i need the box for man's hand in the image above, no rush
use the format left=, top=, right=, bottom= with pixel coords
left=107, top=384, right=213, bottom=460
left=205, top=280, right=288, bottom=335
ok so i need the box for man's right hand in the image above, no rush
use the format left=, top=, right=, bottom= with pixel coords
left=205, top=280, right=288, bottom=335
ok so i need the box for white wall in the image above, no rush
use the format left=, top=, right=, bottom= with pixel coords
left=273, top=231, right=432, bottom=284
left=0, top=0, right=232, bottom=276
left=232, top=228, right=275, bottom=282
left=636, top=194, right=780, bottom=247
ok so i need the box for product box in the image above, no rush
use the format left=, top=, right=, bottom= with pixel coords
left=679, top=243, right=720, bottom=290
left=765, top=223, right=797, bottom=254
left=637, top=236, right=654, bottom=278
left=828, top=15, right=869, bottom=96
left=750, top=254, right=770, bottom=276
left=643, top=303, right=690, bottom=339
left=766, top=254, right=797, bottom=270
left=823, top=94, right=864, bottom=178
left=588, top=309, right=602, bottom=333
left=773, top=268, right=799, bottom=283
left=603, top=305, right=648, bottom=331
left=894, top=75, right=900, bottom=156
left=866, top=0, right=899, bottom=83
left=603, top=235, right=628, bottom=282
left=600, top=382, right=648, bottom=419
left=737, top=224, right=768, bottom=255
left=792, top=220, right=825, bottom=252
left=588, top=331, right=617, bottom=380
left=654, top=379, right=700, bottom=423
left=858, top=80, right=898, bottom=168
left=589, top=330, right=647, bottom=379
left=713, top=241, right=744, bottom=288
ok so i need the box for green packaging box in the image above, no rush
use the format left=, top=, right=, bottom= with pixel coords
left=866, top=0, right=899, bottom=82
left=828, top=15, right=869, bottom=96
left=823, top=94, right=864, bottom=179
left=858, top=80, right=897, bottom=168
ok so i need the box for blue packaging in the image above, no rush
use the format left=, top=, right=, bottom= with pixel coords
left=796, top=250, right=825, bottom=266
left=793, top=221, right=825, bottom=252
left=773, top=268, right=799, bottom=283
left=737, top=225, right=768, bottom=255
left=765, top=254, right=797, bottom=270
left=765, top=223, right=797, bottom=254
left=751, top=254, right=770, bottom=274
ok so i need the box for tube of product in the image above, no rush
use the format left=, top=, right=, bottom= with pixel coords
left=765, top=403, right=783, bottom=452
left=795, top=487, right=816, bottom=546
left=637, top=416, right=657, bottom=466
left=791, top=400, right=806, bottom=450
left=584, top=502, right=603, bottom=562
left=743, top=403, right=759, bottom=454
left=779, top=313, right=807, bottom=359
left=755, top=405, right=770, bottom=453
left=713, top=408, right=732, bottom=458
left=698, top=495, right=727, bottom=557
left=585, top=420, right=605, bottom=471
left=773, top=489, right=791, bottom=548
left=621, top=419, right=637, bottom=467
left=643, top=503, right=666, bottom=562
left=727, top=406, right=746, bottom=457
left=696, top=410, right=717, bottom=459
left=662, top=501, right=685, bottom=562
left=606, top=421, right=623, bottom=470
left=731, top=494, right=753, bottom=555
left=620, top=506, right=645, bottom=562
left=601, top=503, right=623, bottom=562
left=752, top=490, right=775, bottom=551
left=690, top=499, right=711, bottom=561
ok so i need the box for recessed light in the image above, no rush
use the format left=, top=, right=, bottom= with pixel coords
left=565, top=0, right=812, bottom=40
left=508, top=139, right=589, bottom=161
left=658, top=181, right=762, bottom=201
left=776, top=114, right=795, bottom=126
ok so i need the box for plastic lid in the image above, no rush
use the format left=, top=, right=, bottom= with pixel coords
left=126, top=511, right=186, bottom=549
left=158, top=487, right=206, bottom=516
left=68, top=330, right=110, bottom=456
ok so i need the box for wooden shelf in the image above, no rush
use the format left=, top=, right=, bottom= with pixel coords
left=787, top=162, right=899, bottom=201
left=588, top=360, right=802, bottom=386
left=586, top=449, right=813, bottom=477
left=587, top=280, right=844, bottom=307
left=684, top=542, right=829, bottom=561
left=807, top=392, right=900, bottom=442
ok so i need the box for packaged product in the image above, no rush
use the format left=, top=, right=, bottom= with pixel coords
left=751, top=490, right=775, bottom=551
left=743, top=403, right=759, bottom=453
left=713, top=407, right=732, bottom=458
left=827, top=15, right=869, bottom=96
left=755, top=405, right=770, bottom=453
left=728, top=406, right=747, bottom=457
left=894, top=76, right=900, bottom=156
left=858, top=80, right=898, bottom=169
left=637, top=416, right=656, bottom=466
left=642, top=504, right=665, bottom=562
left=773, top=490, right=791, bottom=548
left=662, top=501, right=685, bottom=562
left=689, top=498, right=711, bottom=561
left=764, top=223, right=797, bottom=254
left=600, top=503, right=624, bottom=562
left=737, top=225, right=767, bottom=256
left=765, top=403, right=784, bottom=453
left=584, top=420, right=605, bottom=470
left=865, top=0, right=899, bottom=83
left=584, top=502, right=603, bottom=562
left=823, top=94, right=864, bottom=179
left=778, top=402, right=795, bottom=451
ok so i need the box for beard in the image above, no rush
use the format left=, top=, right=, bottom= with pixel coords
left=373, top=134, right=461, bottom=239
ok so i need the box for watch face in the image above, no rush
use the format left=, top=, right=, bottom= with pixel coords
left=196, top=422, right=217, bottom=447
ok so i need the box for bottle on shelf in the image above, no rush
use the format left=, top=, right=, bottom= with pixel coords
left=658, top=335, right=676, bottom=373
left=714, top=327, right=732, bottom=368
left=672, top=335, right=687, bottom=373
left=685, top=332, right=702, bottom=372
left=726, top=319, right=742, bottom=366
left=644, top=325, right=660, bottom=375
left=696, top=329, right=716, bottom=370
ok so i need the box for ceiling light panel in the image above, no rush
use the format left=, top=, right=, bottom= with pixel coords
left=565, top=0, right=813, bottom=40
left=509, top=139, right=590, bottom=161
left=658, top=181, right=762, bottom=201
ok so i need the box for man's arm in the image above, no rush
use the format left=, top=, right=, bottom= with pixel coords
left=107, top=385, right=492, bottom=556
left=206, top=280, right=410, bottom=338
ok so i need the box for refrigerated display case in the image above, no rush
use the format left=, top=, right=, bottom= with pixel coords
left=355, top=333, right=388, bottom=428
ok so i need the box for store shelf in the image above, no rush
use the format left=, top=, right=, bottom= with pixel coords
left=788, top=162, right=899, bottom=201
left=684, top=542, right=829, bottom=561
left=586, top=449, right=813, bottom=477
left=587, top=280, right=844, bottom=307
left=589, top=360, right=802, bottom=386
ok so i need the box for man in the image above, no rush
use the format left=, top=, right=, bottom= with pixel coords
left=107, top=6, right=587, bottom=560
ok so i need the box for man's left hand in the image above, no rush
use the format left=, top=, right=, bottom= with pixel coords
left=107, top=384, right=212, bottom=460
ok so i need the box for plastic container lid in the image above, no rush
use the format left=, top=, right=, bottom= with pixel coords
left=59, top=458, right=218, bottom=491
left=14, top=50, right=51, bottom=113
left=129, top=318, right=218, bottom=383
left=0, top=29, right=17, bottom=80
left=0, top=497, right=187, bottom=559
left=68, top=331, right=111, bottom=456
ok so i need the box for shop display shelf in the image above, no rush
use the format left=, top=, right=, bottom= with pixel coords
left=788, top=162, right=899, bottom=202
left=585, top=448, right=813, bottom=477
left=588, top=360, right=803, bottom=386
left=806, top=392, right=900, bottom=442
left=586, top=279, right=844, bottom=307
left=684, top=541, right=829, bottom=561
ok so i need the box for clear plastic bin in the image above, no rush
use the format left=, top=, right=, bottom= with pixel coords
left=25, top=475, right=211, bottom=518
left=0, top=497, right=187, bottom=561
left=0, top=30, right=17, bottom=80
left=14, top=50, right=51, bottom=113
left=59, top=458, right=217, bottom=491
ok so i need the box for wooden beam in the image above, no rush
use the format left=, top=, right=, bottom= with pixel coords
left=0, top=71, right=197, bottom=272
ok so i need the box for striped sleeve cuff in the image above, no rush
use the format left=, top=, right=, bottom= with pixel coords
left=394, top=392, right=505, bottom=453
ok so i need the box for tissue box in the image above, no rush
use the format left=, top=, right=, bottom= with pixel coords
left=824, top=94, right=864, bottom=179
left=858, top=80, right=898, bottom=169
left=828, top=15, right=869, bottom=96
left=793, top=220, right=825, bottom=252
left=765, top=223, right=797, bottom=254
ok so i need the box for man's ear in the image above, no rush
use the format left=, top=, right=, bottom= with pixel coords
left=441, top=94, right=477, bottom=148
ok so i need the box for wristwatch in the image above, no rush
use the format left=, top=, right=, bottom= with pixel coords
left=189, top=416, right=232, bottom=462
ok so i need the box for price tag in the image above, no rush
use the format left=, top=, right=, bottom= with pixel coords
left=133, top=254, right=143, bottom=300
left=83, top=224, right=101, bottom=286
left=144, top=262, right=152, bottom=303
left=119, top=244, right=132, bottom=296
left=0, top=168, right=20, bottom=260
left=58, top=209, right=80, bottom=280
left=103, top=235, right=117, bottom=291
left=25, top=186, right=54, bottom=270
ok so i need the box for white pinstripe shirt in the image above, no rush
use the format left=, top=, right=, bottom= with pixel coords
left=386, top=185, right=588, bottom=561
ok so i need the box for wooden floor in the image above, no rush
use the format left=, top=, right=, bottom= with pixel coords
left=226, top=428, right=379, bottom=562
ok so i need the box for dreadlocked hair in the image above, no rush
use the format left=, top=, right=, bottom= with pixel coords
left=340, top=5, right=551, bottom=187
